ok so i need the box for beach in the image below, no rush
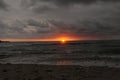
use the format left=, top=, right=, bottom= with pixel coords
left=0, top=64, right=120, bottom=80
left=0, top=40, right=120, bottom=80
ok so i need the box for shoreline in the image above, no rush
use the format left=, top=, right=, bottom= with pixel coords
left=0, top=64, right=120, bottom=80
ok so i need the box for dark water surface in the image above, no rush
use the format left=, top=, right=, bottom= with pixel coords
left=0, top=40, right=120, bottom=67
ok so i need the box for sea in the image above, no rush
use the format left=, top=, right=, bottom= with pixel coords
left=0, top=40, right=120, bottom=67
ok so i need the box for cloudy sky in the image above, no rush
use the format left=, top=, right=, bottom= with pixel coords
left=0, top=0, right=120, bottom=41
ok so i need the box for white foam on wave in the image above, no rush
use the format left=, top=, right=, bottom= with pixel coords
left=0, top=54, right=120, bottom=68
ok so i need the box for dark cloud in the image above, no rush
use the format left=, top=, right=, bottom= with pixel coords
left=1, top=17, right=120, bottom=39
left=0, top=21, right=14, bottom=38
left=32, top=6, right=53, bottom=14
left=0, top=0, right=8, bottom=10
left=0, top=20, right=21, bottom=38
left=28, top=19, right=46, bottom=27
left=48, top=19, right=120, bottom=39
left=22, top=0, right=120, bottom=15
left=0, top=19, right=54, bottom=38
left=27, top=19, right=52, bottom=33
left=21, top=0, right=57, bottom=13
left=0, top=21, right=8, bottom=33
left=0, top=0, right=120, bottom=40
left=41, top=0, right=120, bottom=6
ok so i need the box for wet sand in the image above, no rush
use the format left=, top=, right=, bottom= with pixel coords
left=0, top=64, right=120, bottom=80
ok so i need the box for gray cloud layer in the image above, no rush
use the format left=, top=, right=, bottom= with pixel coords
left=0, top=0, right=120, bottom=40
left=42, top=0, right=120, bottom=6
left=0, top=0, right=8, bottom=10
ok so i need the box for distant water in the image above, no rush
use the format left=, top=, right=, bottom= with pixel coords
left=0, top=40, right=120, bottom=67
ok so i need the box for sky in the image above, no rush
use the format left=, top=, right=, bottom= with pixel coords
left=0, top=0, right=120, bottom=41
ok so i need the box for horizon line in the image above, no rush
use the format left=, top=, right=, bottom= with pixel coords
left=0, top=38, right=119, bottom=42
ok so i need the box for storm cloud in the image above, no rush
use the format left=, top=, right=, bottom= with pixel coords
left=28, top=0, right=120, bottom=6
left=0, top=0, right=120, bottom=40
left=42, top=0, right=120, bottom=7
left=0, top=0, right=8, bottom=10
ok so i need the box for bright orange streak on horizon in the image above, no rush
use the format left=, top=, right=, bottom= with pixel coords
left=0, top=36, right=89, bottom=42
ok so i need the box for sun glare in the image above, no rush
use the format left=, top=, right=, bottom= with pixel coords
left=61, top=39, right=65, bottom=43
left=59, top=38, right=67, bottom=44
left=60, top=40, right=66, bottom=44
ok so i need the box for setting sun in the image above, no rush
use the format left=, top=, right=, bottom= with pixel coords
left=61, top=39, right=66, bottom=43
left=62, top=39, right=65, bottom=42
left=58, top=37, right=68, bottom=44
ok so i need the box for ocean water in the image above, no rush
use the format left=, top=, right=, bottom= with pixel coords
left=0, top=40, right=120, bottom=67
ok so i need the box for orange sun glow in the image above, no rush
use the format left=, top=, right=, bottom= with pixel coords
left=0, top=35, right=81, bottom=42
left=57, top=37, right=70, bottom=44
left=61, top=39, right=66, bottom=43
